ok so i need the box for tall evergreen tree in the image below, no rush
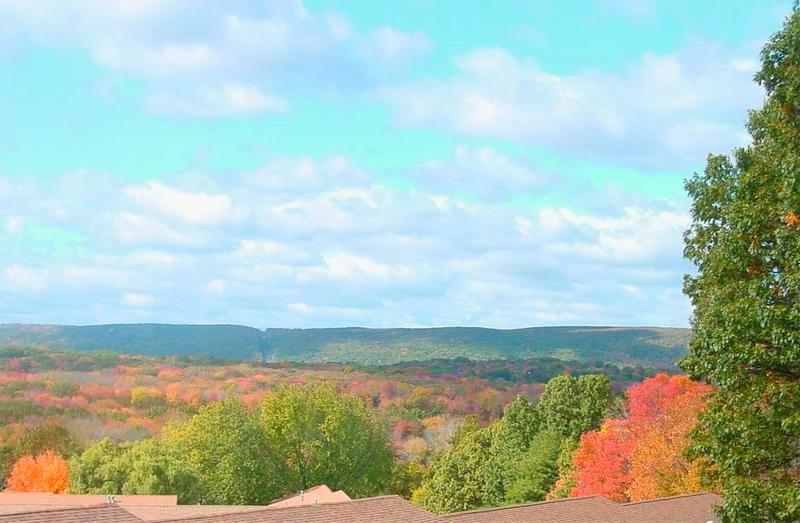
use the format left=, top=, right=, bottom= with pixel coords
left=682, top=6, right=800, bottom=521
left=505, top=430, right=562, bottom=504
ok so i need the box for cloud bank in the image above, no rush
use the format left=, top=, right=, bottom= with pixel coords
left=0, top=149, right=691, bottom=327
left=0, top=0, right=429, bottom=116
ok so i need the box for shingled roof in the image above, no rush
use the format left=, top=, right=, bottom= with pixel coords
left=0, top=492, right=722, bottom=523
left=152, top=495, right=445, bottom=523
left=444, top=492, right=721, bottom=523
left=622, top=492, right=722, bottom=522
left=0, top=492, right=177, bottom=506
left=125, top=505, right=267, bottom=521
left=0, top=503, right=144, bottom=523
left=0, top=492, right=178, bottom=517
left=444, top=496, right=628, bottom=523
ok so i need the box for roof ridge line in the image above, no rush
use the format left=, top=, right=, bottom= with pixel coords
left=622, top=492, right=718, bottom=506
left=443, top=496, right=611, bottom=517
left=0, top=503, right=118, bottom=517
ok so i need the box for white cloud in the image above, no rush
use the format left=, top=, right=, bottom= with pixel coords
left=234, top=240, right=312, bottom=265
left=206, top=279, right=227, bottom=293
left=730, top=57, right=759, bottom=73
left=3, top=264, right=48, bottom=291
left=360, top=26, right=431, bottom=65
left=241, top=155, right=370, bottom=195
left=4, top=217, right=24, bottom=232
left=148, top=83, right=288, bottom=117
left=93, top=40, right=222, bottom=78
left=114, top=213, right=193, bottom=245
left=126, top=250, right=178, bottom=266
left=538, top=207, right=690, bottom=263
left=417, top=145, right=546, bottom=200
left=320, top=252, right=403, bottom=280
left=124, top=181, right=231, bottom=225
left=288, top=301, right=314, bottom=314
left=381, top=47, right=764, bottom=170
left=123, top=292, right=155, bottom=307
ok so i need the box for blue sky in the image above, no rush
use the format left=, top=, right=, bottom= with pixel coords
left=0, top=0, right=790, bottom=328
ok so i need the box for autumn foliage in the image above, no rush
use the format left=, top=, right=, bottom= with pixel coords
left=6, top=451, right=69, bottom=493
left=568, top=374, right=712, bottom=502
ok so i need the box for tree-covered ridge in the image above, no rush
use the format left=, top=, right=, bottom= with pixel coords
left=0, top=323, right=690, bottom=367
left=0, top=324, right=266, bottom=359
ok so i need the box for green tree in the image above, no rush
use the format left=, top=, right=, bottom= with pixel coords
left=117, top=439, right=202, bottom=503
left=48, top=382, right=79, bottom=397
left=17, top=424, right=79, bottom=459
left=260, top=384, right=394, bottom=498
left=450, top=415, right=481, bottom=447
left=486, top=421, right=526, bottom=503
left=501, top=395, right=539, bottom=448
left=546, top=437, right=579, bottom=499
left=535, top=374, right=611, bottom=440
left=69, top=438, right=202, bottom=504
left=418, top=375, right=611, bottom=513
left=165, top=398, right=276, bottom=504
left=0, top=443, right=15, bottom=490
left=505, top=430, right=562, bottom=503
left=682, top=6, right=800, bottom=521
left=69, top=438, right=128, bottom=494
left=417, top=422, right=509, bottom=513
left=389, top=460, right=426, bottom=500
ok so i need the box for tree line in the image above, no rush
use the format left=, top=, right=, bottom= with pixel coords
left=4, top=373, right=713, bottom=510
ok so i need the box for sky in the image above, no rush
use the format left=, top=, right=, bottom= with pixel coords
left=0, top=0, right=791, bottom=328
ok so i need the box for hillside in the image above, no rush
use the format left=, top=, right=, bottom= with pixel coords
left=0, top=324, right=690, bottom=368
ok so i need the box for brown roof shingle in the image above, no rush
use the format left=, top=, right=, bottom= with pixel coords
left=444, top=492, right=721, bottom=523
left=154, top=495, right=445, bottom=523
left=0, top=503, right=145, bottom=523
left=621, top=492, right=722, bottom=523
left=0, top=492, right=179, bottom=518
left=443, top=496, right=628, bottom=523
left=126, top=505, right=268, bottom=521
left=0, top=492, right=177, bottom=506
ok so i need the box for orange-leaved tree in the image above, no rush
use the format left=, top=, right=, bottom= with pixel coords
left=626, top=390, right=708, bottom=500
left=568, top=374, right=711, bottom=502
left=6, top=451, right=69, bottom=493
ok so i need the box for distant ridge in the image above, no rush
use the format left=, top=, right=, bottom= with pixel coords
left=0, top=323, right=690, bottom=368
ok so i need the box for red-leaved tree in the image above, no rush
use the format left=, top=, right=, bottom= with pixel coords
left=568, top=374, right=711, bottom=502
